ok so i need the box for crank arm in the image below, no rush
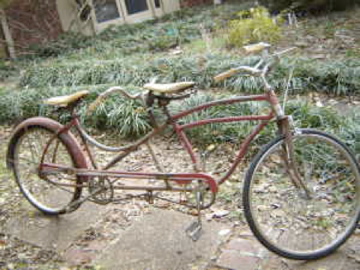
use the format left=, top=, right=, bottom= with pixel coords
left=65, top=187, right=104, bottom=212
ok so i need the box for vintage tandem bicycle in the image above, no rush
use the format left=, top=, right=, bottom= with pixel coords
left=6, top=44, right=360, bottom=260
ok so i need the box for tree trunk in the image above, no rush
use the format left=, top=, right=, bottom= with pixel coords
left=0, top=8, right=15, bottom=59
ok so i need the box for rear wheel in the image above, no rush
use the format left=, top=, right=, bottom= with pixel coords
left=8, top=124, right=83, bottom=215
left=243, top=129, right=360, bottom=260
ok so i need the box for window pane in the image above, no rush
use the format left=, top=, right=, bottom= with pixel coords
left=154, top=0, right=160, bottom=8
left=125, top=0, right=149, bottom=15
left=93, top=0, right=120, bottom=23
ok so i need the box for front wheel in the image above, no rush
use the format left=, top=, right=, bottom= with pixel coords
left=243, top=129, right=360, bottom=260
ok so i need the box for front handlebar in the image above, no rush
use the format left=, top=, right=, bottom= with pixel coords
left=213, top=44, right=297, bottom=82
left=214, top=66, right=262, bottom=82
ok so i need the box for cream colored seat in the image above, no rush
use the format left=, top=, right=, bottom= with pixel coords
left=143, top=82, right=195, bottom=94
left=44, top=90, right=89, bottom=107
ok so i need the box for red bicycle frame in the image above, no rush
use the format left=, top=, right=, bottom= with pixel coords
left=39, top=89, right=283, bottom=202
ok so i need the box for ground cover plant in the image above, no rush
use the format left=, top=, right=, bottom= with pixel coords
left=0, top=84, right=358, bottom=156
left=259, top=0, right=357, bottom=13
left=19, top=54, right=360, bottom=97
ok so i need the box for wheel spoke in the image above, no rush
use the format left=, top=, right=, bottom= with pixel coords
left=10, top=126, right=82, bottom=214
left=244, top=130, right=360, bottom=259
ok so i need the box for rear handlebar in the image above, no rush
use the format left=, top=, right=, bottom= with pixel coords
left=87, top=86, right=145, bottom=115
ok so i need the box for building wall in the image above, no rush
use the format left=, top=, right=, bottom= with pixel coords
left=56, top=0, right=94, bottom=35
left=56, top=0, right=182, bottom=34
left=163, top=0, right=181, bottom=13
left=1, top=0, right=208, bottom=56
left=5, top=0, right=63, bottom=54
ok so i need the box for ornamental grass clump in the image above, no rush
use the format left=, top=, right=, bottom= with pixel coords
left=19, top=54, right=360, bottom=98
left=0, top=85, right=358, bottom=154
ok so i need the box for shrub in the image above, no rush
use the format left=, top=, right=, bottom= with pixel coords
left=258, top=0, right=357, bottom=13
left=227, top=6, right=283, bottom=47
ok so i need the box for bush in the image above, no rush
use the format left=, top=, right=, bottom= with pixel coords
left=228, top=6, right=283, bottom=47
left=259, top=0, right=357, bottom=13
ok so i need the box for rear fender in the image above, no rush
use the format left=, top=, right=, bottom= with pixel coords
left=6, top=117, right=88, bottom=175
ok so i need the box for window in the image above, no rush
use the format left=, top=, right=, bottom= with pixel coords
left=125, top=0, right=149, bottom=15
left=76, top=0, right=92, bottom=21
left=154, top=0, right=161, bottom=8
left=93, top=0, right=120, bottom=23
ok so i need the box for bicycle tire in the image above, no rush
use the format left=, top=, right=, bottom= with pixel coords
left=7, top=117, right=88, bottom=215
left=243, top=129, right=360, bottom=260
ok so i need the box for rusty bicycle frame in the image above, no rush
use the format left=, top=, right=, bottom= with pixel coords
left=40, top=91, right=276, bottom=191
left=7, top=42, right=359, bottom=257
left=37, top=47, right=306, bottom=229
left=38, top=89, right=300, bottom=206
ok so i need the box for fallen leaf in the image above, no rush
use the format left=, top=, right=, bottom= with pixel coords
left=316, top=101, right=324, bottom=107
left=213, top=210, right=230, bottom=218
left=207, top=144, right=216, bottom=152
left=218, top=229, right=231, bottom=236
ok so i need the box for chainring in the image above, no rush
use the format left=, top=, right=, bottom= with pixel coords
left=88, top=177, right=114, bottom=205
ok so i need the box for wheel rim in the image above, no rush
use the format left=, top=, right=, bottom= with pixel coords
left=247, top=131, right=360, bottom=257
left=13, top=127, right=79, bottom=213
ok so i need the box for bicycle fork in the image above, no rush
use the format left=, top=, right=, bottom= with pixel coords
left=278, top=116, right=312, bottom=199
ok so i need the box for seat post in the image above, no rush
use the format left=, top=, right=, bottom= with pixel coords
left=69, top=100, right=82, bottom=118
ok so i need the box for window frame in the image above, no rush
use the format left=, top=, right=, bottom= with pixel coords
left=91, top=0, right=164, bottom=32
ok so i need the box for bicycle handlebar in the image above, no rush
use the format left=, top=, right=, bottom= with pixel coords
left=214, top=66, right=262, bottom=82
left=87, top=86, right=143, bottom=115
left=87, top=46, right=298, bottom=114
left=243, top=42, right=271, bottom=54
left=213, top=45, right=298, bottom=82
left=214, top=68, right=238, bottom=82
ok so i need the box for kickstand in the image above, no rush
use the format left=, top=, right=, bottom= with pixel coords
left=186, top=189, right=203, bottom=241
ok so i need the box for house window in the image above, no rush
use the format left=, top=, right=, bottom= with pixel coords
left=93, top=0, right=120, bottom=23
left=154, top=0, right=161, bottom=8
left=125, top=0, right=149, bottom=15
left=76, top=0, right=92, bottom=21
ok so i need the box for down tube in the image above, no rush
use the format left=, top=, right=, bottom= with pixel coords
left=218, top=120, right=270, bottom=184
left=175, top=115, right=272, bottom=183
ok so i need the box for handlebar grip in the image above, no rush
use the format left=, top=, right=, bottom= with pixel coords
left=214, top=69, right=238, bottom=82
left=243, top=42, right=271, bottom=54
left=87, top=95, right=105, bottom=115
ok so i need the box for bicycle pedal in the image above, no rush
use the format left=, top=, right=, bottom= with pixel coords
left=185, top=221, right=202, bottom=241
